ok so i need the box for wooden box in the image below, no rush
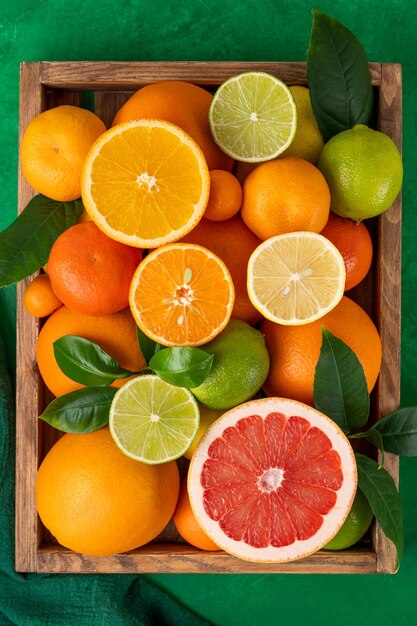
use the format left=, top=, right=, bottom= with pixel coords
left=16, top=62, right=401, bottom=574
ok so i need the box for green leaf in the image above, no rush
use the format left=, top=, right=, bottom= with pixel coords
left=53, top=335, right=134, bottom=386
left=39, top=387, right=117, bottom=433
left=307, top=9, right=373, bottom=141
left=350, top=429, right=385, bottom=468
left=149, top=347, right=214, bottom=388
left=314, top=328, right=370, bottom=433
left=0, top=195, right=83, bottom=287
left=373, top=407, right=417, bottom=456
left=136, top=326, right=162, bottom=364
left=356, top=452, right=403, bottom=565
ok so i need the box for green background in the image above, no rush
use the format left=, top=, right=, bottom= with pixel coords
left=1, top=0, right=416, bottom=624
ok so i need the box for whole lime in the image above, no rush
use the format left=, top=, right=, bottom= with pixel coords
left=191, top=319, right=270, bottom=410
left=282, top=86, right=324, bottom=164
left=323, top=487, right=374, bottom=550
left=318, top=124, right=403, bottom=220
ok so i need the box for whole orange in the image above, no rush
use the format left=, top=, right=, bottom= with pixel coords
left=113, top=81, right=233, bottom=171
left=48, top=222, right=142, bottom=316
left=179, top=216, right=263, bottom=325
left=24, top=274, right=62, bottom=318
left=21, top=105, right=106, bottom=202
left=36, top=427, right=180, bottom=556
left=241, top=157, right=330, bottom=240
left=320, top=213, right=373, bottom=290
left=173, top=478, right=221, bottom=551
left=204, top=170, right=242, bottom=221
left=262, top=296, right=382, bottom=406
left=36, top=306, right=145, bottom=397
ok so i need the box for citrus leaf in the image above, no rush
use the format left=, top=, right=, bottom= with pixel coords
left=149, top=347, right=214, bottom=388
left=373, top=407, right=417, bottom=456
left=314, top=328, right=370, bottom=433
left=0, top=195, right=83, bottom=287
left=136, top=325, right=162, bottom=364
left=53, top=335, right=135, bottom=386
left=307, top=10, right=373, bottom=141
left=356, top=452, right=403, bottom=566
left=350, top=429, right=385, bottom=468
left=39, top=387, right=117, bottom=433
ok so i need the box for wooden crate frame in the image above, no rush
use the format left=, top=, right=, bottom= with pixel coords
left=15, top=61, right=401, bottom=574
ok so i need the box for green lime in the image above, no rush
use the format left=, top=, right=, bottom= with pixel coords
left=191, top=319, right=270, bottom=410
left=282, top=86, right=324, bottom=163
left=209, top=71, right=297, bottom=162
left=323, top=488, right=374, bottom=550
left=109, top=375, right=199, bottom=464
left=318, top=124, right=403, bottom=220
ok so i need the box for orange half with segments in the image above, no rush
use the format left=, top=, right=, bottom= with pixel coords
left=81, top=120, right=210, bottom=248
left=129, top=243, right=235, bottom=347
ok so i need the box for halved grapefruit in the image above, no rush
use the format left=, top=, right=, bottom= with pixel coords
left=188, top=397, right=357, bottom=563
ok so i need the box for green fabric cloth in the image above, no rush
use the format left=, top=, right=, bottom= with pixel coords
left=0, top=336, right=210, bottom=626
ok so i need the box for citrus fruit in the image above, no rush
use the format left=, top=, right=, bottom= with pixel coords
left=81, top=120, right=210, bottom=248
left=24, top=274, right=62, bottom=318
left=262, top=296, right=382, bottom=406
left=241, top=157, right=330, bottom=240
left=317, top=124, right=403, bottom=220
left=282, top=86, right=324, bottom=163
left=204, top=170, right=242, bottom=221
left=36, top=306, right=145, bottom=397
left=48, top=222, right=142, bottom=316
left=320, top=213, right=373, bottom=290
left=21, top=105, right=105, bottom=202
left=209, top=72, right=297, bottom=162
left=113, top=80, right=233, bottom=171
left=173, top=478, right=222, bottom=551
left=184, top=404, right=224, bottom=461
left=188, top=397, right=357, bottom=562
left=129, top=243, right=234, bottom=347
left=109, top=375, right=199, bottom=464
left=323, top=488, right=373, bottom=550
left=247, top=232, right=346, bottom=325
left=36, top=427, right=179, bottom=556
left=179, top=216, right=262, bottom=325
left=191, top=319, right=269, bottom=410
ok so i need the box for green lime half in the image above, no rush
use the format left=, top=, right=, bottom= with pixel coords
left=109, top=375, right=199, bottom=464
left=209, top=71, right=297, bottom=162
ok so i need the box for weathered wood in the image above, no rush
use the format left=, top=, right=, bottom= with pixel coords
left=94, top=92, right=131, bottom=128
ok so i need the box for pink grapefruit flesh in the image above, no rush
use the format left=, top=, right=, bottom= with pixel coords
left=188, top=398, right=357, bottom=563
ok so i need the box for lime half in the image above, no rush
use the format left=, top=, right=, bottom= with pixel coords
left=209, top=72, right=297, bottom=162
left=109, top=375, right=199, bottom=464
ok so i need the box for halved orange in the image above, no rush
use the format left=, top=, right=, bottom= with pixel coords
left=129, top=243, right=235, bottom=347
left=81, top=120, right=210, bottom=248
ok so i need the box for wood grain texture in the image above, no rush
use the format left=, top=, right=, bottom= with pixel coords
left=94, top=92, right=131, bottom=128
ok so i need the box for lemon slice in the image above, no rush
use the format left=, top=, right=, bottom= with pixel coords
left=209, top=72, right=297, bottom=162
left=247, top=232, right=346, bottom=325
left=109, top=375, right=199, bottom=464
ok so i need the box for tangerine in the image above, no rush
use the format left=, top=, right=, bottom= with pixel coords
left=173, top=478, right=221, bottom=551
left=24, top=274, right=62, bottom=318
left=204, top=170, right=242, bottom=221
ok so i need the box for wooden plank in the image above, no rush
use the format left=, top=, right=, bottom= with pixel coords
left=36, top=544, right=376, bottom=574
left=38, top=61, right=382, bottom=90
left=15, top=63, right=45, bottom=573
left=94, top=92, right=131, bottom=128
left=374, top=63, right=402, bottom=574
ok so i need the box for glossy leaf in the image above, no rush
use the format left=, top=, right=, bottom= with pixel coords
left=0, top=195, right=83, bottom=287
left=39, top=387, right=117, bottom=433
left=149, top=347, right=214, bottom=388
left=307, top=10, right=373, bottom=141
left=350, top=429, right=385, bottom=468
left=136, top=325, right=162, bottom=364
left=314, top=328, right=369, bottom=433
left=54, top=335, right=134, bottom=386
left=373, top=407, right=417, bottom=456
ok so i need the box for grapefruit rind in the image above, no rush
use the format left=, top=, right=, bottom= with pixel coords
left=188, top=397, right=357, bottom=563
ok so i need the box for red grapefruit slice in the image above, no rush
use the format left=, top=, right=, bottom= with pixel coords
left=188, top=398, right=357, bottom=563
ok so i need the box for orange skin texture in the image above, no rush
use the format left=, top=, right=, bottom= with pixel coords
left=113, top=81, right=233, bottom=172
left=36, top=427, right=180, bottom=556
left=24, top=274, right=62, bottom=318
left=48, top=222, right=142, bottom=316
left=180, top=216, right=263, bottom=325
left=21, top=105, right=106, bottom=202
left=241, top=157, right=331, bottom=240
left=36, top=306, right=146, bottom=397
left=320, top=212, right=373, bottom=290
left=261, top=296, right=382, bottom=406
left=173, top=478, right=221, bottom=551
left=204, top=170, right=243, bottom=221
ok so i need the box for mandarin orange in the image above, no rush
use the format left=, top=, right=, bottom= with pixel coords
left=173, top=478, right=221, bottom=551
left=204, top=170, right=242, bottom=221
left=24, top=274, right=62, bottom=318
